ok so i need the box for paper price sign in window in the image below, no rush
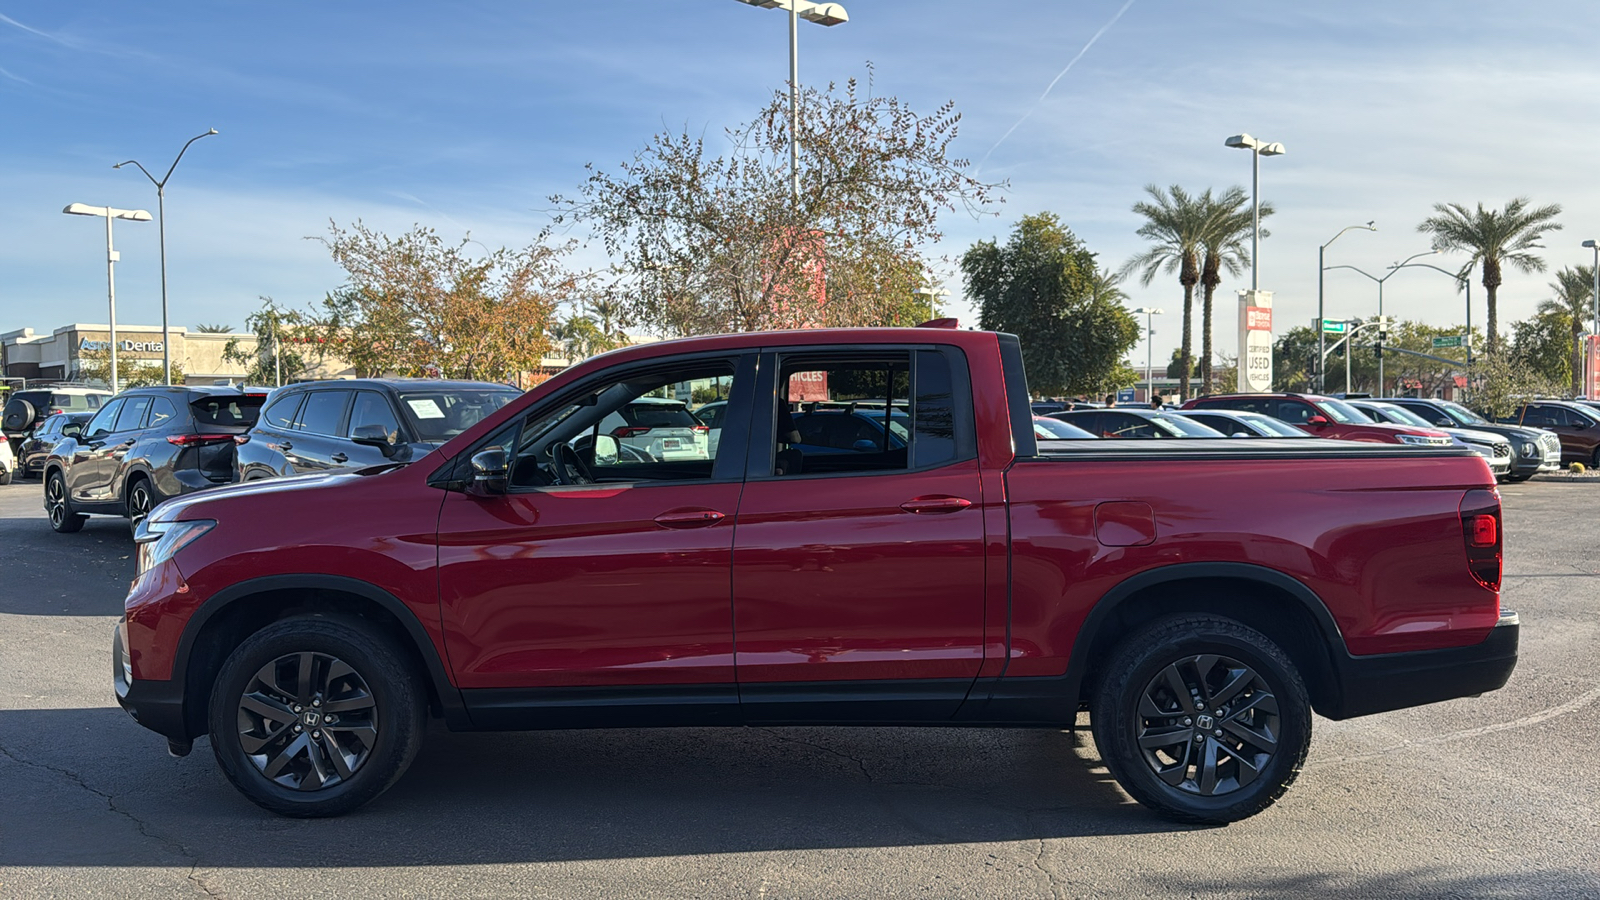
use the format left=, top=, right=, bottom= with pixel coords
left=406, top=398, right=446, bottom=419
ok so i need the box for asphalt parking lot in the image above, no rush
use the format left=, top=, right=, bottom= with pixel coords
left=0, top=477, right=1596, bottom=899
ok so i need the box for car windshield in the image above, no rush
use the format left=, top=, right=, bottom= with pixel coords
left=1152, top=414, right=1225, bottom=437
left=398, top=389, right=520, bottom=442
left=1434, top=400, right=1489, bottom=426
left=1235, top=413, right=1306, bottom=437
left=1368, top=403, right=1433, bottom=428
left=1034, top=417, right=1095, bottom=439
left=1319, top=399, right=1372, bottom=424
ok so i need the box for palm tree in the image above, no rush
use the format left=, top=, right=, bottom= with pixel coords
left=1538, top=265, right=1596, bottom=397
left=1196, top=187, right=1270, bottom=393
left=1416, top=197, right=1563, bottom=356
left=195, top=323, right=233, bottom=333
left=1123, top=185, right=1209, bottom=400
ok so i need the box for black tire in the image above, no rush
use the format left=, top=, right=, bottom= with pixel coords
left=126, top=477, right=154, bottom=537
left=1501, top=470, right=1534, bottom=483
left=0, top=469, right=11, bottom=486
left=45, top=470, right=86, bottom=533
left=1091, top=615, right=1311, bottom=825
left=1, top=398, right=34, bottom=433
left=208, top=615, right=426, bottom=818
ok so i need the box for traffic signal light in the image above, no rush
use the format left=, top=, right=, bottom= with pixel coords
left=1374, top=330, right=1387, bottom=359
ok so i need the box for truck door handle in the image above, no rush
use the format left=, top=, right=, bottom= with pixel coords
left=331, top=453, right=348, bottom=463
left=900, top=496, right=973, bottom=514
left=654, top=508, right=726, bottom=529
left=278, top=440, right=293, bottom=451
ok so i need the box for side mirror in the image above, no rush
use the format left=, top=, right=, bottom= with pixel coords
left=592, top=434, right=619, bottom=466
left=351, top=423, right=400, bottom=459
left=852, top=439, right=879, bottom=452
left=62, top=424, right=83, bottom=438
left=1306, top=415, right=1330, bottom=426
left=467, top=447, right=508, bottom=496
left=1231, top=431, right=1251, bottom=438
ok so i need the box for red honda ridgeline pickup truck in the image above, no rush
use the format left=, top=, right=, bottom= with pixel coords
left=113, top=326, right=1517, bottom=823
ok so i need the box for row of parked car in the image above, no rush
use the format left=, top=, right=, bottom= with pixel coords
left=1026, top=391, right=1580, bottom=484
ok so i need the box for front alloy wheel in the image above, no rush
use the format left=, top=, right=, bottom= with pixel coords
left=209, top=615, right=425, bottom=817
left=46, top=471, right=86, bottom=533
left=237, top=651, right=380, bottom=791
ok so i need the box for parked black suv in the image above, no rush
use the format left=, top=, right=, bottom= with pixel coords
left=235, top=379, right=520, bottom=481
left=1379, top=397, right=1559, bottom=482
left=17, top=412, right=93, bottom=479
left=43, top=386, right=267, bottom=535
left=2, top=385, right=113, bottom=454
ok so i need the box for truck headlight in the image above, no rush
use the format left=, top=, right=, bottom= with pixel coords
left=1519, top=441, right=1538, bottom=458
left=133, top=518, right=216, bottom=577
left=1397, top=434, right=1437, bottom=445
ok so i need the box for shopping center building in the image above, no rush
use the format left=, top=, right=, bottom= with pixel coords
left=0, top=324, right=356, bottom=386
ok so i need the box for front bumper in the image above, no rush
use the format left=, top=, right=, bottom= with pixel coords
left=113, top=620, right=189, bottom=744
left=1323, top=610, right=1519, bottom=720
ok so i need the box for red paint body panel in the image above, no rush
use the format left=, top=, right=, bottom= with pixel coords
left=436, top=482, right=743, bottom=688
left=732, top=461, right=987, bottom=682
left=1003, top=454, right=1500, bottom=677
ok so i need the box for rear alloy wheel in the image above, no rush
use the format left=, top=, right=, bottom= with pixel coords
left=126, top=479, right=154, bottom=536
left=45, top=471, right=86, bottom=533
left=209, top=616, right=425, bottom=817
left=1092, top=615, right=1311, bottom=825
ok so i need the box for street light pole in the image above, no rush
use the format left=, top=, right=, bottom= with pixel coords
left=1224, top=133, right=1286, bottom=291
left=62, top=203, right=153, bottom=393
left=1317, top=222, right=1377, bottom=391
left=1386, top=260, right=1475, bottom=367
left=1324, top=249, right=1437, bottom=393
left=1584, top=240, right=1599, bottom=397
left=1133, top=307, right=1164, bottom=402
left=734, top=1, right=848, bottom=200
left=114, top=128, right=218, bottom=386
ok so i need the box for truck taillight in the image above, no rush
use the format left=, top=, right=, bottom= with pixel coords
left=1459, top=488, right=1502, bottom=590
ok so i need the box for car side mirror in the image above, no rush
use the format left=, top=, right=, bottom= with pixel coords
left=852, top=439, right=878, bottom=452
left=592, top=434, right=619, bottom=466
left=1307, top=415, right=1330, bottom=426
left=351, top=423, right=401, bottom=458
left=467, top=447, right=508, bottom=496
left=1231, top=431, right=1250, bottom=438
left=62, top=424, right=83, bottom=438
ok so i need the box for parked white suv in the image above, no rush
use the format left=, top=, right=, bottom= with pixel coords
left=597, top=397, right=710, bottom=462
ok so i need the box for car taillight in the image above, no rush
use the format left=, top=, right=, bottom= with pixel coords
left=1459, top=487, right=1502, bottom=591
left=612, top=426, right=652, bottom=438
left=166, top=434, right=237, bottom=446
left=50, top=408, right=66, bottom=415
left=692, top=425, right=710, bottom=433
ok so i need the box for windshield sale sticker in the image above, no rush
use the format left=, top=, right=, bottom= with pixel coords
left=406, top=398, right=446, bottom=419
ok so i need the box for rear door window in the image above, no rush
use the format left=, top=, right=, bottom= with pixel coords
left=146, top=398, right=179, bottom=430
left=260, top=393, right=303, bottom=430
left=113, top=396, right=153, bottom=432
left=296, top=391, right=352, bottom=435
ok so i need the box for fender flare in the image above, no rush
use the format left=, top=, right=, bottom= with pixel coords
left=1057, top=561, right=1345, bottom=708
left=172, top=573, right=468, bottom=728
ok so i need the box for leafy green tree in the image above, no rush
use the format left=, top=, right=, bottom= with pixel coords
left=964, top=213, right=1140, bottom=396
left=1509, top=307, right=1573, bottom=390
left=557, top=73, right=999, bottom=336
left=1469, top=349, right=1564, bottom=420
left=1272, top=326, right=1319, bottom=393
left=1123, top=185, right=1209, bottom=400
left=1197, top=186, right=1270, bottom=392
left=1416, top=197, right=1563, bottom=355
left=1536, top=265, right=1595, bottom=396
left=1164, top=347, right=1197, bottom=380
left=311, top=222, right=575, bottom=381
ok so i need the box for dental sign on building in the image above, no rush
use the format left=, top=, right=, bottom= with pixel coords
left=1237, top=290, right=1273, bottom=393
left=80, top=337, right=164, bottom=355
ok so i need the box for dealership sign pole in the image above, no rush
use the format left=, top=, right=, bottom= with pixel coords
left=63, top=203, right=152, bottom=393
left=1238, top=290, right=1273, bottom=392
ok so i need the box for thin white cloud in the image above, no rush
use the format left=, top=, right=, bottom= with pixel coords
left=0, top=12, right=69, bottom=46
left=977, top=0, right=1137, bottom=173
left=0, top=64, right=32, bottom=85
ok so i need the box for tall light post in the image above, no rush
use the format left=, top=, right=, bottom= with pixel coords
left=1324, top=249, right=1438, bottom=393
left=114, top=128, right=219, bottom=386
left=734, top=0, right=848, bottom=199
left=63, top=203, right=153, bottom=393
left=1132, top=307, right=1164, bottom=402
left=1584, top=240, right=1599, bottom=397
left=1386, top=260, right=1475, bottom=366
left=1317, top=222, right=1377, bottom=391
left=912, top=286, right=949, bottom=322
left=1224, top=133, right=1286, bottom=291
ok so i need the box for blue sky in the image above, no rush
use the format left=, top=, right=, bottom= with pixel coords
left=3, top=1, right=1599, bottom=368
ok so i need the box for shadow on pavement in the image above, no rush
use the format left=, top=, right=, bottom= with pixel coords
left=0, top=706, right=1178, bottom=867
left=0, top=511, right=133, bottom=617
